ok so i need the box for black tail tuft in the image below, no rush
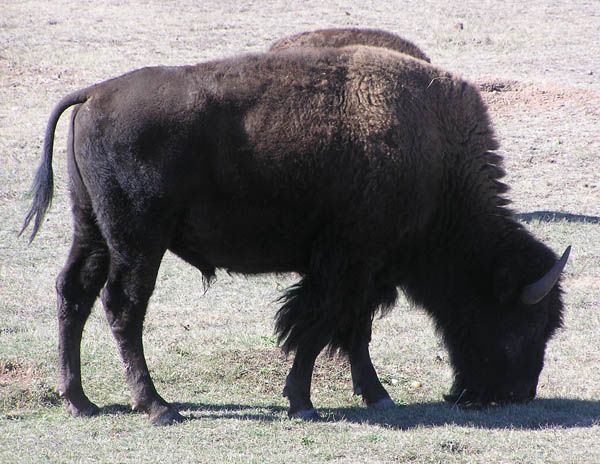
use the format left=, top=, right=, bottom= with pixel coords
left=19, top=88, right=90, bottom=242
left=20, top=155, right=54, bottom=242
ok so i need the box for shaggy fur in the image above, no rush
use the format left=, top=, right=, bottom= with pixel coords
left=269, top=27, right=431, bottom=62
left=22, top=46, right=566, bottom=423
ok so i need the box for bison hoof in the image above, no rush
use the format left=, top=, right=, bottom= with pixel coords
left=67, top=400, right=100, bottom=418
left=367, top=398, right=396, bottom=410
left=149, top=406, right=185, bottom=426
left=289, top=408, right=321, bottom=421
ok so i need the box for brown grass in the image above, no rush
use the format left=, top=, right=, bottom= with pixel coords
left=1, top=1, right=599, bottom=463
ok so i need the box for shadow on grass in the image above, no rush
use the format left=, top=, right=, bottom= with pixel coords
left=97, top=402, right=286, bottom=423
left=515, top=211, right=600, bottom=224
left=324, top=398, right=600, bottom=430
left=106, top=398, right=600, bottom=430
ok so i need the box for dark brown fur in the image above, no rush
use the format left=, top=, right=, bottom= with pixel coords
left=22, top=46, right=565, bottom=424
left=269, top=27, right=431, bottom=62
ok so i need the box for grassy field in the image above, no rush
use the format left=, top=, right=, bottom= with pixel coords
left=1, top=1, right=599, bottom=463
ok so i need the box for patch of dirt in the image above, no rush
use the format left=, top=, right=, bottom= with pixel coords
left=477, top=78, right=520, bottom=93
left=0, top=360, right=34, bottom=386
left=477, top=80, right=600, bottom=115
left=0, top=360, right=60, bottom=411
left=204, top=348, right=352, bottom=396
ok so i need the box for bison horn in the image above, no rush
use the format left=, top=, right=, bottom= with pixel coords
left=520, top=246, right=571, bottom=305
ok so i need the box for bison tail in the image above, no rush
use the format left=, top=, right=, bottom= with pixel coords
left=20, top=89, right=90, bottom=242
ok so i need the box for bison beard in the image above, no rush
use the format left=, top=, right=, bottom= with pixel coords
left=21, top=45, right=568, bottom=424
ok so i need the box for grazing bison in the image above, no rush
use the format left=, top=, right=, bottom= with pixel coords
left=269, top=27, right=431, bottom=62
left=21, top=46, right=569, bottom=425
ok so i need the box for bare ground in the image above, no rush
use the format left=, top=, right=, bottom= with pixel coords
left=0, top=1, right=599, bottom=463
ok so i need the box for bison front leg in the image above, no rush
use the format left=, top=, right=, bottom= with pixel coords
left=277, top=252, right=385, bottom=419
left=283, top=331, right=330, bottom=420
left=101, top=249, right=184, bottom=425
left=277, top=273, right=336, bottom=420
left=348, top=319, right=394, bottom=409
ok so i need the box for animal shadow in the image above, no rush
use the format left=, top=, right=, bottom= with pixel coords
left=515, top=211, right=600, bottom=224
left=325, top=398, right=600, bottom=430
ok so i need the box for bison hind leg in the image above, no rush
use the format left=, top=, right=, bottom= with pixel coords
left=56, top=206, right=109, bottom=417
left=100, top=241, right=184, bottom=426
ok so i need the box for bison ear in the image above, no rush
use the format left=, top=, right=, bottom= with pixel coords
left=520, top=246, right=571, bottom=305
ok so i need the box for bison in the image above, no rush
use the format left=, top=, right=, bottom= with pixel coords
left=21, top=45, right=569, bottom=425
left=269, top=27, right=431, bottom=62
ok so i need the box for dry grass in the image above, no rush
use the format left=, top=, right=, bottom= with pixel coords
left=1, top=1, right=599, bottom=463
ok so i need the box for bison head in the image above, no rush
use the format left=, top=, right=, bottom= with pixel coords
left=441, top=246, right=570, bottom=408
